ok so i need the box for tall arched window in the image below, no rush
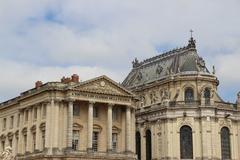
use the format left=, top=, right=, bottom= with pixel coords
left=180, top=126, right=193, bottom=159
left=221, top=127, right=231, bottom=159
left=185, top=88, right=194, bottom=103
left=136, top=132, right=141, bottom=160
left=145, top=130, right=152, bottom=160
left=204, top=88, right=211, bottom=105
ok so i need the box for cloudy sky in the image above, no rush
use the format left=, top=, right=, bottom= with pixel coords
left=0, top=0, right=239, bottom=103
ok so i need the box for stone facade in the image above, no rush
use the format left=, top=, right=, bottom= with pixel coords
left=0, top=75, right=136, bottom=160
left=123, top=37, right=240, bottom=160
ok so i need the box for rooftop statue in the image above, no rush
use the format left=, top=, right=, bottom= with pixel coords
left=0, top=146, right=15, bottom=160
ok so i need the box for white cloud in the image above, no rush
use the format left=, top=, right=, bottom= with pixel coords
left=0, top=59, right=125, bottom=102
left=0, top=0, right=240, bottom=102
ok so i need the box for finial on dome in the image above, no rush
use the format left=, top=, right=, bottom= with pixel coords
left=188, top=29, right=196, bottom=48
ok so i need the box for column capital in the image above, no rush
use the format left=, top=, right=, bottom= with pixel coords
left=108, top=103, right=114, bottom=108
left=66, top=98, right=75, bottom=103
left=89, top=101, right=95, bottom=105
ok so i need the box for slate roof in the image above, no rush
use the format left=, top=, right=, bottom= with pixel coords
left=122, top=37, right=210, bottom=88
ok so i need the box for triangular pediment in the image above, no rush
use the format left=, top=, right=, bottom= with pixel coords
left=72, top=75, right=133, bottom=96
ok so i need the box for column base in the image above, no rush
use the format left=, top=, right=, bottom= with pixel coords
left=125, top=150, right=134, bottom=154
left=107, top=149, right=113, bottom=153
left=87, top=148, right=93, bottom=153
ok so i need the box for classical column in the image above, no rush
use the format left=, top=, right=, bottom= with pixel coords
left=67, top=100, right=73, bottom=149
left=107, top=103, right=113, bottom=152
left=125, top=106, right=131, bottom=153
left=52, top=101, right=60, bottom=150
left=18, top=110, right=24, bottom=154
left=26, top=108, right=32, bottom=153
left=45, top=99, right=54, bottom=154
left=35, top=104, right=41, bottom=151
left=87, top=101, right=94, bottom=151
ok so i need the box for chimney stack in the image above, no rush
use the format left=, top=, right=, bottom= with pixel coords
left=61, top=74, right=79, bottom=83
left=35, top=81, right=43, bottom=88
left=71, top=74, right=79, bottom=83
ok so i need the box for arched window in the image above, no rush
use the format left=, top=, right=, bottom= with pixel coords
left=180, top=126, right=193, bottom=159
left=204, top=88, right=211, bottom=105
left=185, top=88, right=194, bottom=103
left=145, top=130, right=152, bottom=160
left=136, top=132, right=141, bottom=160
left=221, top=127, right=231, bottom=159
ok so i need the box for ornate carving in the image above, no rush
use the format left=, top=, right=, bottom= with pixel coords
left=74, top=79, right=126, bottom=96
left=219, top=119, right=232, bottom=128
left=156, top=65, right=163, bottom=75
left=0, top=146, right=14, bottom=160
left=136, top=72, right=142, bottom=81
left=132, top=58, right=140, bottom=68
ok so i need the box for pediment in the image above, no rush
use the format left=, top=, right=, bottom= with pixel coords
left=73, top=75, right=133, bottom=96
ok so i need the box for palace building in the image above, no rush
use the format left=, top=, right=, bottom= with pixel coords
left=1, top=36, right=240, bottom=160
left=123, top=37, right=240, bottom=160
left=0, top=75, right=136, bottom=160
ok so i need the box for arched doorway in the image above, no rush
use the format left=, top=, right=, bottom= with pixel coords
left=221, top=127, right=231, bottom=159
left=136, top=131, right=141, bottom=160
left=145, top=130, right=152, bottom=160
left=180, top=125, right=193, bottom=159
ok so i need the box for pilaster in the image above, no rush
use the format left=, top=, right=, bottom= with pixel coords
left=107, top=103, right=113, bottom=152
left=87, top=101, right=94, bottom=151
left=45, top=99, right=54, bottom=154
left=67, top=100, right=73, bottom=149
left=35, top=104, right=41, bottom=151
left=125, top=106, right=131, bottom=152
left=26, top=108, right=32, bottom=153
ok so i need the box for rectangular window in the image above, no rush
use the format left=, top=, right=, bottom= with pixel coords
left=93, top=106, right=98, bottom=118
left=73, top=104, right=80, bottom=117
left=16, top=137, right=19, bottom=153
left=42, top=130, right=45, bottom=150
left=17, top=114, right=20, bottom=127
left=42, top=105, right=46, bottom=119
left=92, top=132, right=99, bottom=152
left=25, top=110, right=28, bottom=122
left=34, top=107, right=37, bottom=120
left=9, top=139, right=12, bottom=147
left=33, top=132, right=36, bottom=151
left=1, top=141, right=5, bottom=151
left=72, top=130, right=80, bottom=150
left=3, top=118, right=6, bottom=130
left=10, top=116, right=14, bottom=129
left=112, top=108, right=118, bottom=121
left=112, top=133, right=118, bottom=152
left=24, top=135, right=27, bottom=153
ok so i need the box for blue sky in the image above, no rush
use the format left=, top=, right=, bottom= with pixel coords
left=0, top=0, right=239, bottom=103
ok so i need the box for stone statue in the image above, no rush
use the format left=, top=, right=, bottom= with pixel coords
left=212, top=65, right=216, bottom=74
left=0, top=146, right=14, bottom=160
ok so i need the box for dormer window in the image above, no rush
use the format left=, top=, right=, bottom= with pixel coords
left=204, top=88, right=211, bottom=105
left=185, top=88, right=194, bottom=103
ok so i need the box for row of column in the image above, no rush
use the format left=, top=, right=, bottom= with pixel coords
left=66, top=101, right=133, bottom=152
left=17, top=103, right=45, bottom=155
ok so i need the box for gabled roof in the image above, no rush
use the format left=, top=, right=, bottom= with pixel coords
left=122, top=38, right=209, bottom=88
left=72, top=75, right=134, bottom=97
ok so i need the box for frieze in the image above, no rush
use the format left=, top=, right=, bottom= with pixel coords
left=71, top=91, right=131, bottom=103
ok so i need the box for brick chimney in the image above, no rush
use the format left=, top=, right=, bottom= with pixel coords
left=35, top=81, right=43, bottom=88
left=71, top=74, right=79, bottom=83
